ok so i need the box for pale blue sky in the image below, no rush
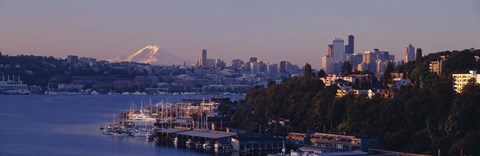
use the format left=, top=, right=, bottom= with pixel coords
left=1, top=0, right=479, bottom=68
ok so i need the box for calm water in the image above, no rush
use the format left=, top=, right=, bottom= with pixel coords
left=0, top=94, right=243, bottom=156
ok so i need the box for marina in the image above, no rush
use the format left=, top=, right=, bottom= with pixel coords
left=97, top=96, right=287, bottom=155
left=0, top=94, right=241, bottom=156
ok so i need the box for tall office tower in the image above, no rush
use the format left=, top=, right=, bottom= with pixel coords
left=200, top=49, right=207, bottom=67
left=231, top=59, right=244, bottom=69
left=332, top=38, right=345, bottom=64
left=404, top=44, right=415, bottom=62
left=347, top=53, right=363, bottom=68
left=376, top=60, right=387, bottom=78
left=279, top=61, right=289, bottom=73
left=328, top=44, right=333, bottom=57
left=321, top=56, right=333, bottom=74
left=250, top=57, right=258, bottom=63
left=250, top=62, right=261, bottom=74
left=345, top=45, right=349, bottom=55
left=267, top=63, right=278, bottom=77
left=214, top=59, right=226, bottom=69
left=346, top=35, right=354, bottom=54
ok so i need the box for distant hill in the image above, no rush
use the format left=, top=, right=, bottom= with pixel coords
left=110, top=45, right=187, bottom=66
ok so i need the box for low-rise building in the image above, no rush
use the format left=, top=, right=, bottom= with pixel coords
left=320, top=75, right=356, bottom=86
left=58, top=83, right=85, bottom=91
left=288, top=132, right=380, bottom=154
left=429, top=60, right=443, bottom=75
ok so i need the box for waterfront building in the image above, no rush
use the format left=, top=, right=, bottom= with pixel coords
left=452, top=70, right=480, bottom=93
left=404, top=44, right=415, bottom=62
left=287, top=132, right=380, bottom=153
left=0, top=75, right=29, bottom=94
left=231, top=137, right=284, bottom=153
left=135, top=76, right=159, bottom=88
left=57, top=83, right=85, bottom=91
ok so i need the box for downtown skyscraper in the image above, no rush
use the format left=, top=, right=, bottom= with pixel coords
left=200, top=49, right=207, bottom=67
left=404, top=44, right=415, bottom=62
left=345, top=35, right=354, bottom=55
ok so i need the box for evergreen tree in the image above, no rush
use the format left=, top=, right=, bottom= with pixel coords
left=303, top=63, right=313, bottom=77
left=341, top=61, right=352, bottom=76
left=317, top=69, right=326, bottom=78
left=381, top=61, right=395, bottom=86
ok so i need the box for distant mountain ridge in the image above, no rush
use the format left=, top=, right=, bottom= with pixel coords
left=110, top=45, right=186, bottom=66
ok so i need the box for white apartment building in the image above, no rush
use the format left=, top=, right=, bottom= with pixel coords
left=452, top=70, right=480, bottom=93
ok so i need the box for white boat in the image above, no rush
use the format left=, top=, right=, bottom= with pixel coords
left=101, top=126, right=113, bottom=135
left=203, top=141, right=212, bottom=150
left=195, top=142, right=202, bottom=149
left=186, top=139, right=193, bottom=148
left=112, top=132, right=129, bottom=137
left=133, top=128, right=148, bottom=137
left=173, top=137, right=178, bottom=145
left=145, top=130, right=154, bottom=140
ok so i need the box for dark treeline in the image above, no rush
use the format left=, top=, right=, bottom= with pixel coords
left=222, top=49, right=480, bottom=155
left=0, top=54, right=159, bottom=87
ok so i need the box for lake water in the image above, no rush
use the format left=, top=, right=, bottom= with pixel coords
left=0, top=94, right=243, bottom=156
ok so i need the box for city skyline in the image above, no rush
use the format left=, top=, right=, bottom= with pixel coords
left=1, top=0, right=480, bottom=69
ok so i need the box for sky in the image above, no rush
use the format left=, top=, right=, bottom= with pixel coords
left=0, top=0, right=479, bottom=69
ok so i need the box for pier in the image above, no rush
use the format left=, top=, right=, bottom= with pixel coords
left=175, top=129, right=236, bottom=147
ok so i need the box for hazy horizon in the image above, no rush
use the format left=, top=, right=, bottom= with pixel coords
left=1, top=0, right=479, bottom=68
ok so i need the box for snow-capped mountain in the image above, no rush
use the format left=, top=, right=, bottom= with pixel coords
left=110, top=45, right=186, bottom=66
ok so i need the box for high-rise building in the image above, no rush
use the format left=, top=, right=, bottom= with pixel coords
left=214, top=59, right=226, bottom=69
left=321, top=56, right=333, bottom=74
left=328, top=44, right=333, bottom=57
left=200, top=49, right=207, bottom=67
left=206, top=58, right=215, bottom=68
left=346, top=35, right=354, bottom=54
left=376, top=60, right=387, bottom=78
left=332, top=38, right=345, bottom=64
left=267, top=63, right=278, bottom=77
left=362, top=51, right=374, bottom=64
left=404, top=44, right=415, bottom=62
left=231, top=59, right=244, bottom=69
left=250, top=62, right=261, bottom=74
left=279, top=61, right=290, bottom=73
left=250, top=57, right=258, bottom=63
left=67, top=55, right=79, bottom=64
left=347, top=53, right=363, bottom=68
